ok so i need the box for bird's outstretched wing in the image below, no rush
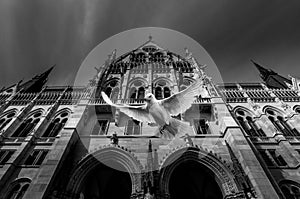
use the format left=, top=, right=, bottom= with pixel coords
left=159, top=78, right=204, bottom=116
left=101, top=92, right=155, bottom=123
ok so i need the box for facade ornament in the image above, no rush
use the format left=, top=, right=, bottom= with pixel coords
left=236, top=83, right=260, bottom=111
left=261, top=83, right=292, bottom=111
left=288, top=75, right=300, bottom=95
left=226, top=141, right=257, bottom=198
left=275, top=98, right=291, bottom=111
left=184, top=48, right=207, bottom=79
left=182, top=133, right=193, bottom=146
left=247, top=98, right=260, bottom=111
left=110, top=132, right=119, bottom=145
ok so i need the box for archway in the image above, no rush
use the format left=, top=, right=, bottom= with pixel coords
left=66, top=146, right=143, bottom=198
left=158, top=147, right=239, bottom=198
left=80, top=161, right=132, bottom=199
left=169, top=159, right=222, bottom=199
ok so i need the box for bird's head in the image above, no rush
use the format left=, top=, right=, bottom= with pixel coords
left=144, top=93, right=155, bottom=102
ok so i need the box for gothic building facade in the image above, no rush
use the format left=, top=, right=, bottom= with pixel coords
left=0, top=38, right=300, bottom=199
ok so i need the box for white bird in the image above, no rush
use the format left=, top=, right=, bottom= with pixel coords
left=101, top=78, right=205, bottom=138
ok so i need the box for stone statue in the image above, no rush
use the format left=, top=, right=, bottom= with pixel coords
left=110, top=132, right=119, bottom=145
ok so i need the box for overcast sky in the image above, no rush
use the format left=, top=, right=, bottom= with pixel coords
left=1, top=0, right=300, bottom=87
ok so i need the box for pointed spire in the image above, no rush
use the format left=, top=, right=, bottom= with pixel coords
left=251, top=60, right=291, bottom=89
left=19, top=65, right=55, bottom=93
left=251, top=59, right=274, bottom=81
left=42, top=65, right=54, bottom=78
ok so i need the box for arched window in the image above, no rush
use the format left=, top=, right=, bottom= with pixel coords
left=154, top=80, right=171, bottom=100
left=235, top=108, right=266, bottom=137
left=131, top=52, right=146, bottom=63
left=111, top=87, right=119, bottom=100
left=104, top=80, right=119, bottom=99
left=125, top=119, right=141, bottom=135
left=154, top=87, right=162, bottom=99
left=295, top=106, right=300, bottom=114
left=11, top=111, right=43, bottom=137
left=265, top=108, right=300, bottom=137
left=5, top=178, right=31, bottom=199
left=91, top=120, right=109, bottom=135
left=180, top=85, right=187, bottom=91
left=163, top=87, right=171, bottom=98
left=42, top=111, right=70, bottom=137
left=194, top=119, right=209, bottom=134
left=128, top=80, right=145, bottom=99
left=280, top=180, right=300, bottom=199
left=136, top=52, right=146, bottom=63
left=151, top=52, right=164, bottom=62
left=182, top=78, right=193, bottom=86
left=0, top=110, right=17, bottom=131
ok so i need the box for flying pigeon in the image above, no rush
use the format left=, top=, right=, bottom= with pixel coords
left=101, top=78, right=205, bottom=138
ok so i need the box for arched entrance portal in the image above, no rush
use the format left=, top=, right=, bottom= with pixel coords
left=158, top=147, right=240, bottom=198
left=66, top=146, right=143, bottom=198
left=169, top=160, right=222, bottom=199
left=80, top=161, right=132, bottom=199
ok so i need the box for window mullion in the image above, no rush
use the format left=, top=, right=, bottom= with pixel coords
left=33, top=151, right=42, bottom=166
left=266, top=150, right=278, bottom=167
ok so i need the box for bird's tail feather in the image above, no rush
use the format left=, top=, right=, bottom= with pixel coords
left=161, top=118, right=191, bottom=139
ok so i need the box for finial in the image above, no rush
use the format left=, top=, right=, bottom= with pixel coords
left=148, top=35, right=153, bottom=41
left=185, top=47, right=192, bottom=58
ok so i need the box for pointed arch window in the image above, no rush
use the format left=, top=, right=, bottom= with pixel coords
left=104, top=80, right=119, bottom=100
left=111, top=87, right=119, bottom=100
left=258, top=149, right=287, bottom=167
left=129, top=80, right=145, bottom=100
left=182, top=78, right=193, bottom=87
left=0, top=110, right=16, bottom=131
left=91, top=120, right=109, bottom=135
left=154, top=87, right=162, bottom=99
left=163, top=87, right=171, bottom=98
left=24, top=150, right=48, bottom=166
left=0, top=150, right=15, bottom=165
left=295, top=106, right=300, bottom=114
left=194, top=119, right=209, bottom=134
left=5, top=178, right=31, bottom=199
left=126, top=119, right=141, bottom=135
left=136, top=52, right=146, bottom=63
left=265, top=108, right=300, bottom=137
left=150, top=52, right=164, bottom=62
left=235, top=109, right=266, bottom=137
left=129, top=87, right=137, bottom=99
left=280, top=180, right=300, bottom=199
left=11, top=112, right=42, bottom=137
left=154, top=80, right=171, bottom=100
left=42, top=111, right=69, bottom=137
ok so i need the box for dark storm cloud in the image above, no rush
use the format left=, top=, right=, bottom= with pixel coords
left=0, top=0, right=300, bottom=86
